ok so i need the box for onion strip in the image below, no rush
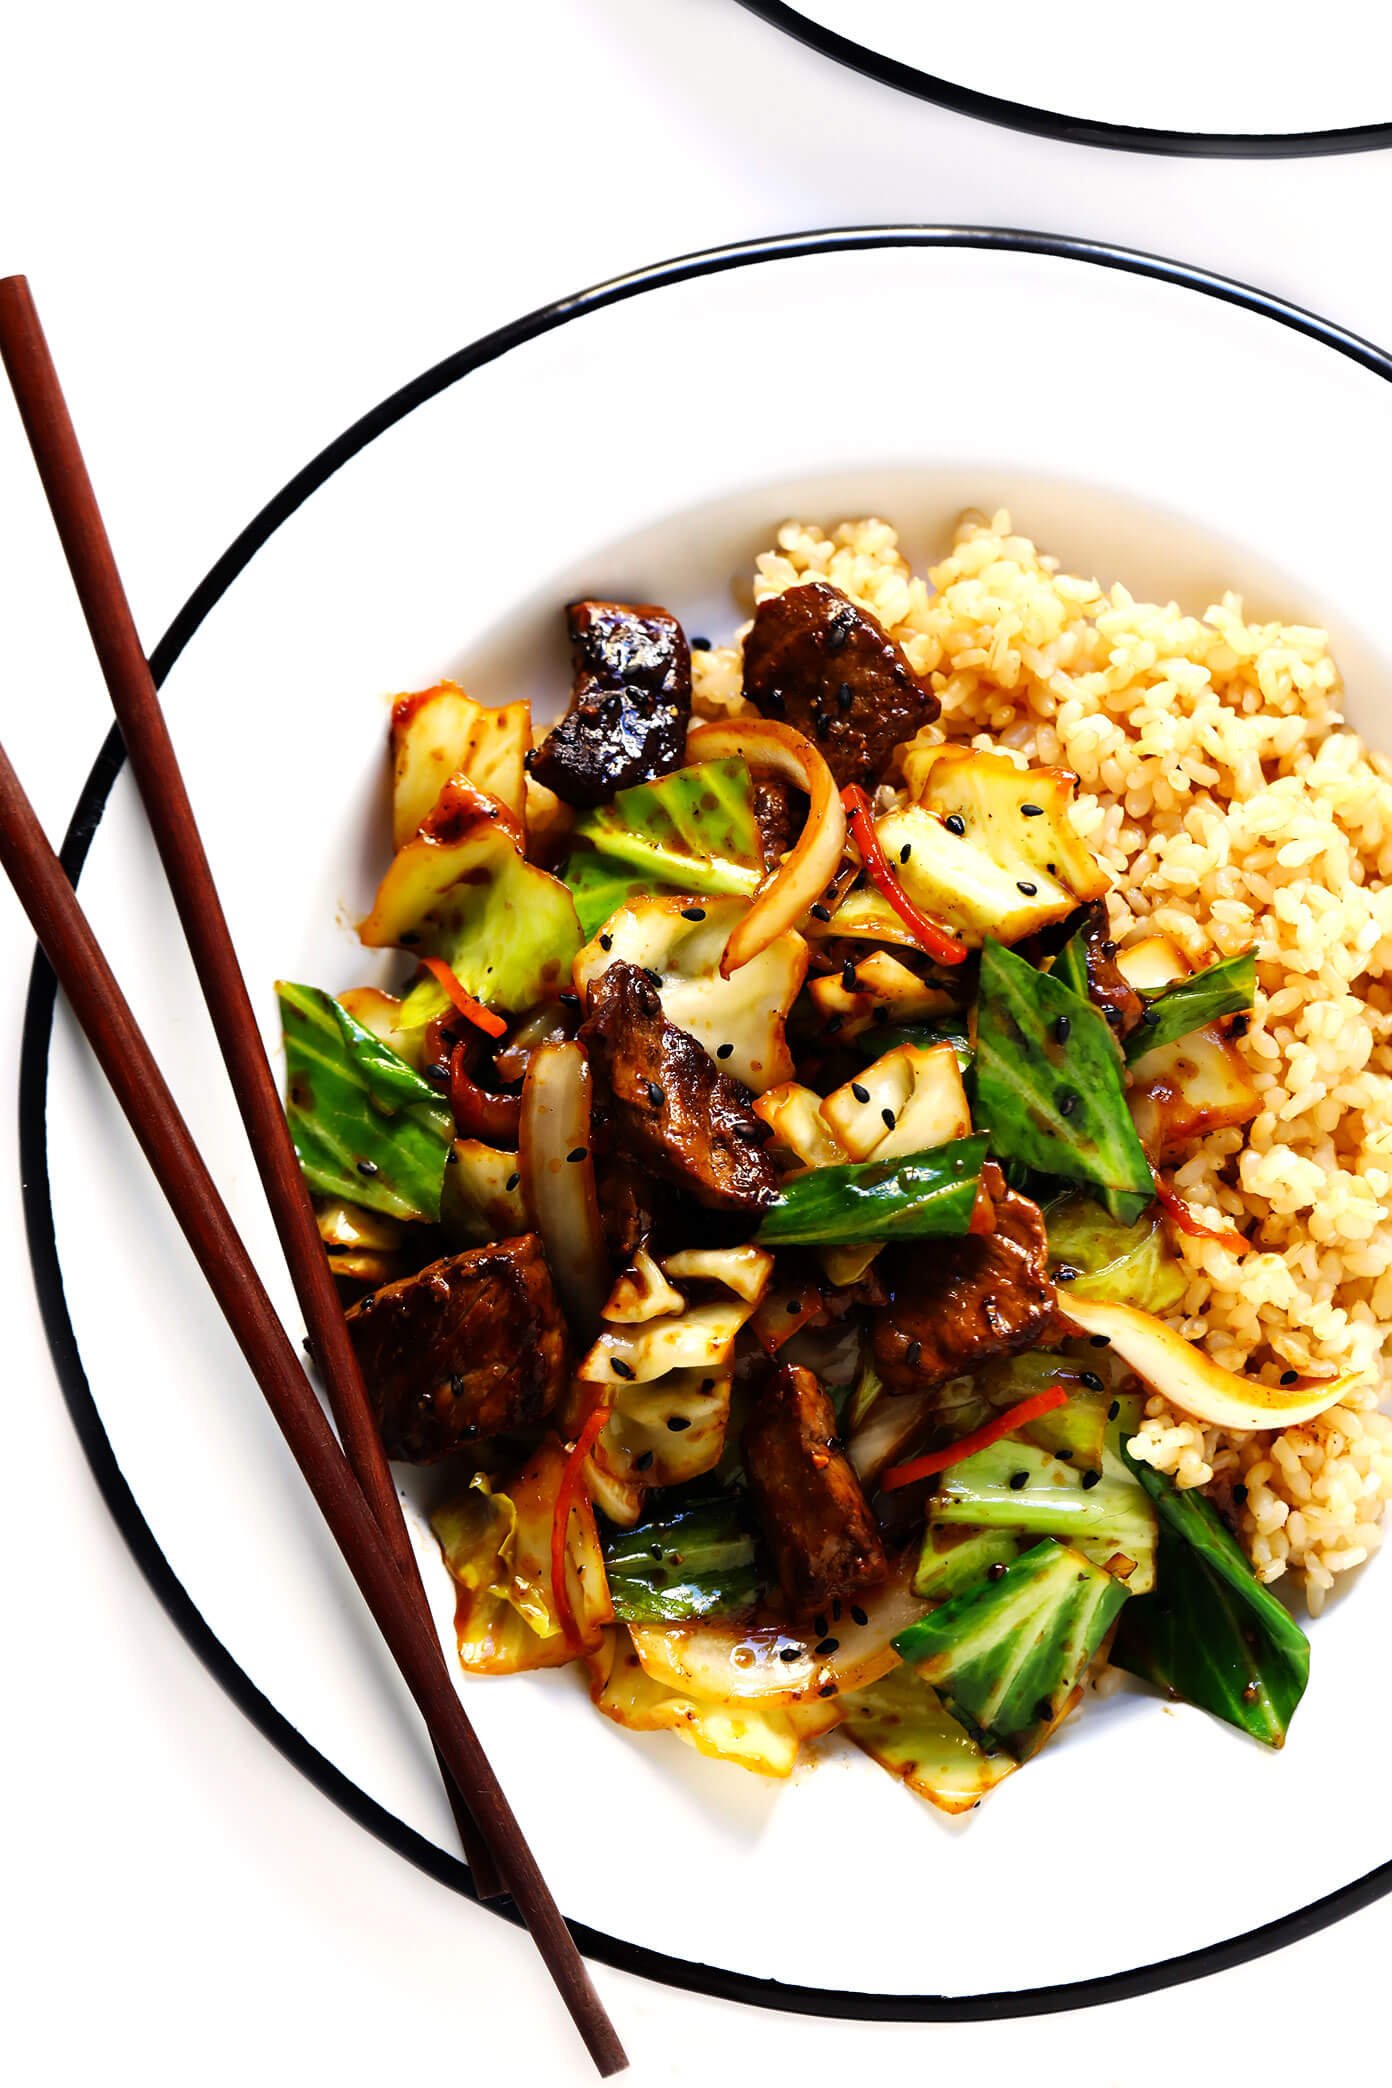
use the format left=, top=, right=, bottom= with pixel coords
left=519, top=1039, right=609, bottom=1335
left=686, top=718, right=846, bottom=977
left=552, top=1395, right=613, bottom=1650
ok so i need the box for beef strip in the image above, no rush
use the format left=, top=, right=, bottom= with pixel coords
left=595, top=1154, right=657, bottom=1262
left=345, top=1233, right=568, bottom=1461
left=741, top=580, right=939, bottom=789
left=751, top=775, right=800, bottom=870
left=742, top=1363, right=887, bottom=1616
left=580, top=960, right=777, bottom=1216
left=525, top=599, right=691, bottom=807
left=1075, top=900, right=1145, bottom=1041
left=871, top=1164, right=1059, bottom=1392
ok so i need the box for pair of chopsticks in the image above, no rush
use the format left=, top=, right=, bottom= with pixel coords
left=0, top=277, right=625, bottom=2079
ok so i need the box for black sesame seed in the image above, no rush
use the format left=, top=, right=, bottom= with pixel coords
left=827, top=620, right=849, bottom=653
left=841, top=960, right=858, bottom=993
left=1081, top=1469, right=1101, bottom=1490
left=1101, top=940, right=1118, bottom=959
left=1009, top=1470, right=1030, bottom=1491
left=680, top=906, right=706, bottom=924
left=1107, top=1399, right=1120, bottom=1419
left=643, top=966, right=663, bottom=987
left=987, top=1561, right=1008, bottom=1581
left=813, top=1614, right=829, bottom=1638
left=905, top=1339, right=922, bottom=1368
left=1058, top=1448, right=1074, bottom=1461
left=945, top=813, right=966, bottom=837
left=810, top=902, right=832, bottom=922
left=1104, top=1005, right=1123, bottom=1026
left=691, top=635, right=710, bottom=650
left=1035, top=1698, right=1054, bottom=1725
left=778, top=1644, right=801, bottom=1663
left=1056, top=1265, right=1078, bottom=1283
left=1233, top=1482, right=1249, bottom=1504
left=814, top=1637, right=839, bottom=1657
left=786, top=1298, right=805, bottom=1317
left=1091, top=1334, right=1112, bottom=1349
left=1017, top=880, right=1038, bottom=896
left=850, top=1604, right=869, bottom=1627
left=599, top=933, right=612, bottom=951
left=355, top=1158, right=379, bottom=1178
left=1053, top=1014, right=1071, bottom=1044
left=1080, top=1370, right=1104, bottom=1391
left=1229, top=1013, right=1251, bottom=1039
left=1141, top=1006, right=1160, bottom=1027
left=1057, top=1088, right=1079, bottom=1117
left=505, top=1171, right=520, bottom=1192
left=899, top=842, right=912, bottom=864
left=566, top=1146, right=588, bottom=1163
left=851, top=1081, right=870, bottom=1104
left=1021, top=803, right=1044, bottom=818
left=610, top=1357, right=635, bottom=1381
left=818, top=1682, right=836, bottom=1698
left=716, top=1042, right=734, bottom=1059
left=646, top=1080, right=665, bottom=1110
left=633, top=1449, right=654, bottom=1471
left=837, top=682, right=854, bottom=712
left=667, top=1415, right=691, bottom=1432
left=1280, top=1369, right=1299, bottom=1386
left=558, top=989, right=579, bottom=1009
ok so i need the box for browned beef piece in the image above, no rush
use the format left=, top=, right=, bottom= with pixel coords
left=751, top=775, right=800, bottom=869
left=1074, top=900, right=1145, bottom=1041
left=525, top=600, right=691, bottom=807
left=871, top=1166, right=1059, bottom=1392
left=595, top=1155, right=656, bottom=1262
left=345, top=1234, right=568, bottom=1461
left=743, top=1364, right=887, bottom=1616
left=741, top=581, right=939, bottom=789
left=580, top=961, right=777, bottom=1216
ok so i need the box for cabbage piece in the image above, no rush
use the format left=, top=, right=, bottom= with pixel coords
left=439, top=1139, right=527, bottom=1248
left=847, top=1381, right=943, bottom=1490
left=973, top=939, right=1155, bottom=1224
left=431, top=1441, right=613, bottom=1674
left=572, top=894, right=807, bottom=1093
left=361, top=776, right=582, bottom=1013
left=1116, top=937, right=1260, bottom=1161
left=821, top=1041, right=971, bottom=1164
left=894, top=1539, right=1128, bottom=1759
left=603, top=1497, right=763, bottom=1623
left=1124, top=948, right=1256, bottom=1063
left=573, top=1244, right=773, bottom=1524
left=912, top=1527, right=1020, bottom=1602
left=278, top=982, right=452, bottom=1222
left=391, top=681, right=530, bottom=844
left=803, top=948, right=955, bottom=1041
left=1045, top=1194, right=1185, bottom=1312
left=585, top=1626, right=807, bottom=1777
left=840, top=1661, right=1017, bottom=1812
left=757, top=1136, right=987, bottom=1246
left=827, top=746, right=1108, bottom=950
left=753, top=1082, right=845, bottom=1170
left=563, top=758, right=762, bottom=938
left=630, top=1558, right=926, bottom=1708
left=315, top=1197, right=409, bottom=1287
left=932, top=1436, right=1158, bottom=1594
left=604, top=1247, right=685, bottom=1323
left=1111, top=1453, right=1309, bottom=1746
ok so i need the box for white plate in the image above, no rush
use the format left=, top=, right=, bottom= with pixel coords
left=738, top=1, right=1392, bottom=154
left=23, top=230, right=1392, bottom=2016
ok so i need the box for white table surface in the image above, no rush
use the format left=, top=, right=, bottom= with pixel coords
left=5, top=4, right=1392, bottom=2082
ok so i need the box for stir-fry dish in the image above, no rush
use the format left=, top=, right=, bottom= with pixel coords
left=279, top=511, right=1392, bottom=1811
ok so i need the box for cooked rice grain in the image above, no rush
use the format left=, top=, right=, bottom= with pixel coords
left=707, top=511, right=1392, bottom=1608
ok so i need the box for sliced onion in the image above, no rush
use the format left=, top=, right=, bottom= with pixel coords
left=846, top=1385, right=943, bottom=1489
left=629, top=1555, right=925, bottom=1708
left=687, top=718, right=846, bottom=978
left=1059, top=1294, right=1362, bottom=1430
left=519, top=1039, right=609, bottom=1337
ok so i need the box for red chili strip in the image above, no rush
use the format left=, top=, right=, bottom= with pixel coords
left=420, top=954, right=507, bottom=1038
left=881, top=1384, right=1069, bottom=1492
left=1152, top=1170, right=1247, bottom=1249
left=551, top=1396, right=613, bottom=1650
left=840, top=785, right=968, bottom=968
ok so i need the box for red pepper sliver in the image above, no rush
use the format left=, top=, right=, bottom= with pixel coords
left=880, top=1384, right=1070, bottom=1492
left=840, top=784, right=968, bottom=968
left=551, top=1396, right=613, bottom=1650
left=420, top=955, right=507, bottom=1038
left=1152, top=1170, right=1247, bottom=1249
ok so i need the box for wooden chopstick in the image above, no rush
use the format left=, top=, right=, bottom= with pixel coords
left=0, top=284, right=626, bottom=2079
left=0, top=272, right=507, bottom=1904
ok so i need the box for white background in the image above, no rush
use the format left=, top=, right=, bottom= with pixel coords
left=4, top=3, right=1392, bottom=2082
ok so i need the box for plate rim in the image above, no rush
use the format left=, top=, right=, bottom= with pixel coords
left=20, top=224, right=1392, bottom=2019
left=734, top=0, right=1392, bottom=158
